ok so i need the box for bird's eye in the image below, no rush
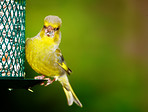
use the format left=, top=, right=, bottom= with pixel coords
left=43, top=25, right=47, bottom=28
left=54, top=27, right=59, bottom=31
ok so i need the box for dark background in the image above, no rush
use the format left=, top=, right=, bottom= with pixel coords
left=1, top=0, right=148, bottom=112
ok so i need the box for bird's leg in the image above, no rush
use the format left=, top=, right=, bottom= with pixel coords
left=44, top=78, right=56, bottom=86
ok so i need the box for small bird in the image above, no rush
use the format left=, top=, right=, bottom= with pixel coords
left=25, top=15, right=82, bottom=107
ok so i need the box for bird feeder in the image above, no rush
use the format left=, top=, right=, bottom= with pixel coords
left=0, top=0, right=45, bottom=90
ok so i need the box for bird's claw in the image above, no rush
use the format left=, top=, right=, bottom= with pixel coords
left=34, top=75, right=45, bottom=79
left=44, top=78, right=56, bottom=86
left=34, top=75, right=55, bottom=86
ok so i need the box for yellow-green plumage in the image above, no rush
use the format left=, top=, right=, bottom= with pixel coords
left=25, top=15, right=82, bottom=107
left=26, top=36, right=62, bottom=76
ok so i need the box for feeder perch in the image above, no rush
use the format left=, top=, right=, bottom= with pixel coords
left=0, top=0, right=45, bottom=90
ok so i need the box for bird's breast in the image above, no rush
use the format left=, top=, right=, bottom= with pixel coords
left=25, top=37, right=61, bottom=76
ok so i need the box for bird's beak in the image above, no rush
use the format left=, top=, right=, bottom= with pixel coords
left=45, top=26, right=55, bottom=38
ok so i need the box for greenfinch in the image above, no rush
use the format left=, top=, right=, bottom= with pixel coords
left=25, top=15, right=82, bottom=107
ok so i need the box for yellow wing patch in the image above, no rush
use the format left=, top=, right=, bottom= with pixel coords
left=55, top=48, right=72, bottom=75
left=57, top=62, right=72, bottom=75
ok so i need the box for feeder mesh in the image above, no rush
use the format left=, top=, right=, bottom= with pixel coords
left=0, top=0, right=25, bottom=77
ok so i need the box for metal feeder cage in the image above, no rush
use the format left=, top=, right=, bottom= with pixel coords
left=0, top=0, right=45, bottom=90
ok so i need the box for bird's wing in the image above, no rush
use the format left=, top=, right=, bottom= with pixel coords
left=55, top=48, right=72, bottom=75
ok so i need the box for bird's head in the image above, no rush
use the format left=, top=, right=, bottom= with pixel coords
left=42, top=15, right=62, bottom=38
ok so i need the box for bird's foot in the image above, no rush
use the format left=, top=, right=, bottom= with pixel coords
left=34, top=75, right=55, bottom=86
left=34, top=75, right=45, bottom=79
left=34, top=75, right=45, bottom=85
left=44, top=78, right=56, bottom=86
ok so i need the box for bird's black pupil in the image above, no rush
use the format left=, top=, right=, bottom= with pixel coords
left=44, top=25, right=59, bottom=31
left=55, top=27, right=59, bottom=31
left=44, top=25, right=47, bottom=28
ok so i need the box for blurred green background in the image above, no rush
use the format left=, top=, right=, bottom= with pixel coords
left=2, top=0, right=148, bottom=112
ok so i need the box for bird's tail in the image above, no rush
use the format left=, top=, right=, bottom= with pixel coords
left=58, top=74, right=82, bottom=107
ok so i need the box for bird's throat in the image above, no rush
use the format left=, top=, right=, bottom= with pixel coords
left=40, top=29, right=60, bottom=44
